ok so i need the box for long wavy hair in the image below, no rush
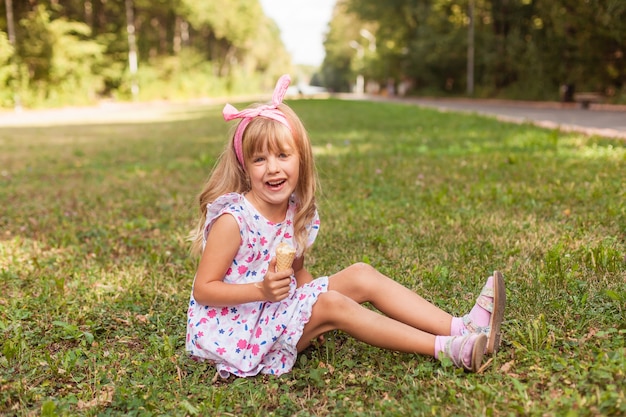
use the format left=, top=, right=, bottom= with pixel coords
left=189, top=103, right=318, bottom=256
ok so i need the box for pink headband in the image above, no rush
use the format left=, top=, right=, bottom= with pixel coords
left=222, top=74, right=292, bottom=169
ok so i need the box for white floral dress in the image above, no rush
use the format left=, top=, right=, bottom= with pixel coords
left=186, top=193, right=328, bottom=377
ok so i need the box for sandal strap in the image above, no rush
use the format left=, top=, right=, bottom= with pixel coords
left=462, top=315, right=491, bottom=335
left=443, top=337, right=461, bottom=368
left=479, top=286, right=494, bottom=298
left=443, top=335, right=474, bottom=370
left=459, top=336, right=472, bottom=370
left=476, top=285, right=494, bottom=313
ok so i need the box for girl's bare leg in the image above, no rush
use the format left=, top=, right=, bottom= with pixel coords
left=297, top=265, right=496, bottom=371
left=297, top=290, right=435, bottom=354
left=327, top=263, right=453, bottom=336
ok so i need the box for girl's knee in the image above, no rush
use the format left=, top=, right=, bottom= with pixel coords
left=346, top=262, right=377, bottom=275
left=317, top=290, right=353, bottom=309
left=299, top=291, right=356, bottom=351
left=332, top=262, right=384, bottom=302
left=315, top=290, right=357, bottom=325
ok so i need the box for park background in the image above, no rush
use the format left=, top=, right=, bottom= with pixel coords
left=1, top=1, right=625, bottom=416
left=1, top=0, right=625, bottom=108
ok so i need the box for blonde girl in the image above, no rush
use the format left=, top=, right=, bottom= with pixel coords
left=186, top=75, right=506, bottom=378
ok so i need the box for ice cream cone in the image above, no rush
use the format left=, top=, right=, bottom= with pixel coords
left=275, top=242, right=296, bottom=272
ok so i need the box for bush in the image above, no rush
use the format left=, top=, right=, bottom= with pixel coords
left=15, top=5, right=105, bottom=108
left=0, top=31, right=16, bottom=108
left=128, top=50, right=268, bottom=102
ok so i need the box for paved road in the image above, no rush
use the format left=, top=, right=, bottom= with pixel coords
left=366, top=95, right=626, bottom=140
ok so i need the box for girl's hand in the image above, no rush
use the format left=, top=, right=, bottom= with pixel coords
left=257, top=257, right=292, bottom=302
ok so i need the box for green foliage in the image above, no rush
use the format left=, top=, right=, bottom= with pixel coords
left=1, top=99, right=625, bottom=415
left=0, top=31, right=14, bottom=107
left=130, top=50, right=272, bottom=101
left=408, top=3, right=467, bottom=93
left=322, top=0, right=626, bottom=101
left=178, top=0, right=290, bottom=78
left=0, top=0, right=290, bottom=108
left=2, top=0, right=624, bottom=106
left=182, top=0, right=262, bottom=48
left=0, top=31, right=13, bottom=70
left=320, top=1, right=365, bottom=92
left=14, top=5, right=105, bottom=107
left=47, top=19, right=105, bottom=104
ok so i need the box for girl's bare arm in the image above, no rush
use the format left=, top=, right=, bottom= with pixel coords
left=293, top=255, right=314, bottom=287
left=192, top=214, right=291, bottom=306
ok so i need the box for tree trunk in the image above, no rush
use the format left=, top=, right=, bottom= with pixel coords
left=5, top=0, right=16, bottom=45
left=5, top=0, right=21, bottom=110
left=467, top=0, right=474, bottom=95
left=84, top=0, right=93, bottom=30
left=125, top=0, right=139, bottom=98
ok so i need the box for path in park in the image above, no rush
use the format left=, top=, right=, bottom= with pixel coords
left=1, top=95, right=625, bottom=140
left=369, top=95, right=626, bottom=140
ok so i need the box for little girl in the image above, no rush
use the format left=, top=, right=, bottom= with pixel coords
left=186, top=75, right=506, bottom=378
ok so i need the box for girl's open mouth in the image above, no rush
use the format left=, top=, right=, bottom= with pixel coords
left=267, top=179, right=286, bottom=189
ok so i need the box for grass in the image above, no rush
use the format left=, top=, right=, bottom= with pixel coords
left=1, top=98, right=625, bottom=416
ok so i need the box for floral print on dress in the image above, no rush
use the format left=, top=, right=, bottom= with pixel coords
left=186, top=193, right=327, bottom=377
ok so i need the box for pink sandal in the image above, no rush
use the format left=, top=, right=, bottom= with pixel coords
left=438, top=333, right=488, bottom=372
left=463, top=271, right=506, bottom=354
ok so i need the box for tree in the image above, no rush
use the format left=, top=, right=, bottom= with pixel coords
left=321, top=0, right=360, bottom=92
left=16, top=5, right=105, bottom=106
left=325, top=0, right=626, bottom=100
left=0, top=30, right=15, bottom=107
left=124, top=0, right=138, bottom=98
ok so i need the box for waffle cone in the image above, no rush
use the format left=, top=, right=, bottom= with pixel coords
left=275, top=242, right=296, bottom=272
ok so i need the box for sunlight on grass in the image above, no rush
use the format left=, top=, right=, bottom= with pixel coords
left=556, top=135, right=626, bottom=160
left=0, top=235, right=78, bottom=289
left=312, top=143, right=350, bottom=156
left=0, top=103, right=215, bottom=128
left=576, top=143, right=626, bottom=160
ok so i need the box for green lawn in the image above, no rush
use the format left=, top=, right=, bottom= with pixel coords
left=1, top=99, right=625, bottom=416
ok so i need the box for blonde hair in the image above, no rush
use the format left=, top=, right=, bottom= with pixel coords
left=190, top=103, right=318, bottom=256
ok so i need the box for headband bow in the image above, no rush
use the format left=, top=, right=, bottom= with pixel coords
left=223, top=74, right=292, bottom=169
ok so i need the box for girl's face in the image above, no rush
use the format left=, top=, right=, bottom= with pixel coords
left=246, top=140, right=300, bottom=216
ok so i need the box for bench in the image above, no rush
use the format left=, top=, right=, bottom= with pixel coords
left=574, top=92, right=603, bottom=109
